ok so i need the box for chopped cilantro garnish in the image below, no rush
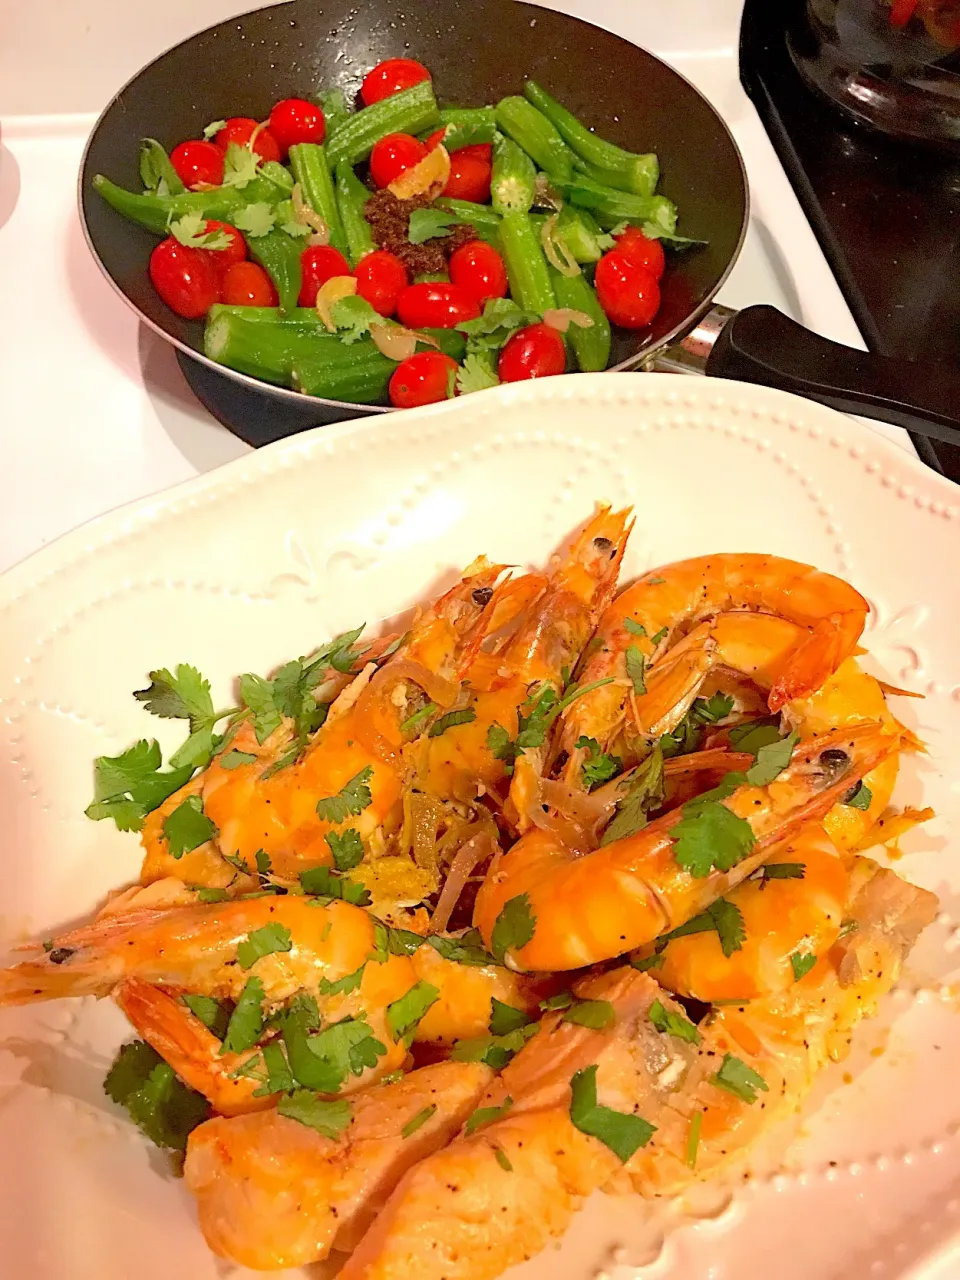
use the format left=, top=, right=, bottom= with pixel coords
left=169, top=212, right=232, bottom=251
left=256, top=1040, right=294, bottom=1097
left=790, top=951, right=817, bottom=982
left=838, top=918, right=858, bottom=940
left=401, top=702, right=437, bottom=735
left=686, top=1111, right=702, bottom=1169
left=222, top=141, right=261, bottom=188
left=426, top=929, right=497, bottom=967
left=202, top=119, right=226, bottom=141
left=387, top=981, right=440, bottom=1045
left=407, top=207, right=461, bottom=244
left=569, top=1065, right=656, bottom=1162
left=104, top=1040, right=208, bottom=1151
left=221, top=749, right=257, bottom=770
left=402, top=1104, right=438, bottom=1138
left=575, top=736, right=622, bottom=791
left=456, top=297, right=540, bottom=356
left=299, top=864, right=372, bottom=907
left=237, top=922, right=293, bottom=970
left=710, top=1053, right=769, bottom=1104
left=650, top=626, right=668, bottom=646
left=182, top=994, right=230, bottom=1040
left=844, top=780, right=873, bottom=811
left=427, top=708, right=477, bottom=738
left=494, top=1146, right=513, bottom=1171
left=451, top=1025, right=537, bottom=1069
left=745, top=730, right=799, bottom=786
left=728, top=717, right=783, bottom=756
left=254, top=849, right=272, bottom=878
left=625, top=645, right=647, bottom=695
left=645, top=575, right=666, bottom=585
left=277, top=1089, right=352, bottom=1137
left=659, top=693, right=735, bottom=759
left=238, top=673, right=283, bottom=742
left=601, top=745, right=665, bottom=846
left=671, top=776, right=756, bottom=878
left=629, top=952, right=664, bottom=973
left=326, top=827, right=364, bottom=871
left=315, top=766, right=374, bottom=823
left=85, top=739, right=193, bottom=832
left=456, top=351, right=500, bottom=395
left=369, top=920, right=425, bottom=962
left=654, top=897, right=746, bottom=959
left=331, top=295, right=382, bottom=343
left=318, top=963, right=366, bottom=997
left=488, top=999, right=534, bottom=1036
left=282, top=1010, right=385, bottom=1093
left=465, top=1096, right=513, bottom=1137
left=139, top=138, right=185, bottom=196
left=539, top=991, right=574, bottom=1012
left=753, top=861, right=805, bottom=885
left=233, top=201, right=277, bottom=237
left=490, top=894, right=535, bottom=964
left=221, top=976, right=266, bottom=1054
left=487, top=721, right=516, bottom=771
left=162, top=795, right=218, bottom=859
left=623, top=618, right=646, bottom=637
left=562, top=999, right=615, bottom=1030
left=649, top=999, right=701, bottom=1044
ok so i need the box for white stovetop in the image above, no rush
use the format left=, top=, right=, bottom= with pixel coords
left=0, top=0, right=908, bottom=577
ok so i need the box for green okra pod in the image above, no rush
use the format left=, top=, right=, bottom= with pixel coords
left=288, top=143, right=347, bottom=254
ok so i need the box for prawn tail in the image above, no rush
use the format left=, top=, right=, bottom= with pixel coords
left=557, top=504, right=635, bottom=614
left=768, top=616, right=852, bottom=712
left=0, top=951, right=113, bottom=1006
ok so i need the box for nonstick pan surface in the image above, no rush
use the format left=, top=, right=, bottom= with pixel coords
left=79, top=0, right=748, bottom=429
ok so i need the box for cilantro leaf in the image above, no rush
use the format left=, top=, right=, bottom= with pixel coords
left=656, top=898, right=746, bottom=959
left=369, top=920, right=426, bottom=962
left=237, top=922, right=293, bottom=970
left=104, top=1040, right=208, bottom=1150
left=489, top=999, right=534, bottom=1036
left=318, top=88, right=349, bottom=129
left=456, top=351, right=500, bottom=395
left=494, top=1146, right=513, bottom=1171
left=221, top=976, right=266, bottom=1054
left=331, top=295, right=382, bottom=344
left=426, top=929, right=497, bottom=968
left=623, top=618, right=646, bottom=637
left=490, top=894, right=535, bottom=964
left=671, top=785, right=756, bottom=879
left=138, top=139, right=185, bottom=197
left=162, top=795, right=218, bottom=859
left=233, top=201, right=277, bottom=237
left=660, top=693, right=736, bottom=759
left=182, top=994, right=230, bottom=1040
left=601, top=745, right=664, bottom=846
left=222, top=141, right=261, bottom=189
left=710, top=1053, right=769, bottom=1104
left=745, top=730, right=799, bottom=787
left=569, top=1065, right=656, bottom=1162
left=300, top=864, right=372, bottom=906
left=220, top=749, right=258, bottom=770
left=451, top=1025, right=537, bottom=1069
left=168, top=213, right=232, bottom=251
left=282, top=1011, right=385, bottom=1092
left=649, top=999, right=701, bottom=1044
left=727, top=717, right=783, bottom=756
left=315, top=767, right=374, bottom=823
left=401, top=702, right=436, bottom=735
left=625, top=645, right=646, bottom=695
left=318, top=963, right=366, bottom=996
left=202, top=119, right=227, bottom=141
left=844, top=781, right=873, bottom=811
left=86, top=740, right=193, bottom=832
left=791, top=950, right=817, bottom=982
left=456, top=297, right=540, bottom=355
left=194, top=886, right=230, bottom=903
left=239, top=673, right=283, bottom=743
left=277, top=1089, right=352, bottom=1137
left=465, top=1096, right=513, bottom=1136
left=387, top=981, right=440, bottom=1044
left=90, top=737, right=163, bottom=799
left=427, top=707, right=477, bottom=738
left=326, top=828, right=364, bottom=871
left=575, top=736, right=622, bottom=791
left=629, top=952, right=664, bottom=973
left=254, top=1040, right=295, bottom=1097
left=539, top=992, right=574, bottom=1011
left=562, top=999, right=615, bottom=1030
left=753, top=861, right=805, bottom=885
left=402, top=1104, right=438, bottom=1137
left=486, top=721, right=516, bottom=771
left=408, top=208, right=461, bottom=244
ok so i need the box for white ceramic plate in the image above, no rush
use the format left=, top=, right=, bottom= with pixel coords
left=1, top=374, right=958, bottom=1280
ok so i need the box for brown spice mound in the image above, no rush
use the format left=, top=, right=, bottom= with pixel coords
left=364, top=189, right=477, bottom=276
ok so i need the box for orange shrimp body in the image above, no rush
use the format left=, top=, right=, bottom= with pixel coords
left=474, top=721, right=900, bottom=971
left=184, top=1061, right=493, bottom=1270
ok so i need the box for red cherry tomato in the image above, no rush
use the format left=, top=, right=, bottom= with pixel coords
left=613, top=226, right=666, bottom=281
left=389, top=351, right=459, bottom=409
left=298, top=245, right=353, bottom=307
left=396, top=282, right=481, bottom=329
left=149, top=238, right=221, bottom=319
left=443, top=150, right=492, bottom=203
left=210, top=117, right=282, bottom=164
left=220, top=261, right=279, bottom=307
left=199, top=221, right=247, bottom=272
left=448, top=240, right=507, bottom=306
left=369, top=133, right=428, bottom=189
left=425, top=132, right=493, bottom=165
left=169, top=140, right=224, bottom=190
left=497, top=323, right=567, bottom=382
left=594, top=251, right=661, bottom=329
left=361, top=58, right=431, bottom=107
left=268, top=97, right=326, bottom=156
left=355, top=251, right=409, bottom=317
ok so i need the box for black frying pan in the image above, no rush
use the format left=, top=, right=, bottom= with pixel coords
left=79, top=0, right=960, bottom=450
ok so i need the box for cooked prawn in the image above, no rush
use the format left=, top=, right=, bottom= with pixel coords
left=339, top=863, right=935, bottom=1280
left=474, top=721, right=900, bottom=971
left=555, top=553, right=868, bottom=780
left=184, top=1060, right=493, bottom=1270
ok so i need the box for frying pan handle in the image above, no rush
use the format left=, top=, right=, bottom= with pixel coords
left=705, top=304, right=960, bottom=450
